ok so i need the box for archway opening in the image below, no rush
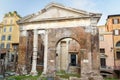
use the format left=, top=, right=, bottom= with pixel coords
left=56, top=38, right=81, bottom=74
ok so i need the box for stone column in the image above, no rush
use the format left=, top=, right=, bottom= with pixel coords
left=43, top=30, right=48, bottom=74
left=30, top=29, right=38, bottom=76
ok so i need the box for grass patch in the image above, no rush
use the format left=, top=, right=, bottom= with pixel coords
left=56, top=70, right=80, bottom=79
left=5, top=71, right=42, bottom=80
left=6, top=70, right=80, bottom=80
left=6, top=75, right=39, bottom=80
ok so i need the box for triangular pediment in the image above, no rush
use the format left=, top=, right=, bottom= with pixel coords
left=18, top=2, right=101, bottom=23
left=29, top=2, right=90, bottom=22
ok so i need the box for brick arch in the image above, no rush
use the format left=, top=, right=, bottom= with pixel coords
left=47, top=27, right=88, bottom=74
left=55, top=37, right=80, bottom=47
left=48, top=27, right=87, bottom=49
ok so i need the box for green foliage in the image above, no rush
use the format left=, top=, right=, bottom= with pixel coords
left=5, top=71, right=42, bottom=80
left=6, top=75, right=39, bottom=80
left=6, top=70, right=80, bottom=80
left=56, top=70, right=80, bottom=79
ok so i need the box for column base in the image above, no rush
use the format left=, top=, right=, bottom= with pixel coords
left=30, top=71, right=38, bottom=76
left=40, top=72, right=47, bottom=77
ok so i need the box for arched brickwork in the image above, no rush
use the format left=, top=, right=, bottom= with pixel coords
left=46, top=27, right=91, bottom=75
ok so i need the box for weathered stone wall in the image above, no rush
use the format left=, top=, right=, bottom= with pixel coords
left=91, top=33, right=101, bottom=72
left=17, top=36, right=27, bottom=75
left=17, top=26, right=102, bottom=79
left=46, top=27, right=89, bottom=74
left=26, top=30, right=33, bottom=73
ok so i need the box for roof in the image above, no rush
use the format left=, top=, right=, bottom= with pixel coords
left=108, top=14, right=120, bottom=19
left=18, top=2, right=102, bottom=24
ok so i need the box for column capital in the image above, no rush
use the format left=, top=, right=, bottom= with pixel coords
left=20, top=30, right=28, bottom=37
left=38, top=29, right=45, bottom=34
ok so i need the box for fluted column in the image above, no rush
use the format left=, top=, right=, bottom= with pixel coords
left=30, top=29, right=38, bottom=76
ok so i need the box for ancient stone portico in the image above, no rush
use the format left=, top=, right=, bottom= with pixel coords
left=17, top=2, right=103, bottom=80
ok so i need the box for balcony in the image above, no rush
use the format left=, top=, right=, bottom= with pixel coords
left=100, top=66, right=114, bottom=76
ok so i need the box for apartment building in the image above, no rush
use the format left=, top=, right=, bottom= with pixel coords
left=0, top=11, right=20, bottom=61
left=99, top=14, right=120, bottom=78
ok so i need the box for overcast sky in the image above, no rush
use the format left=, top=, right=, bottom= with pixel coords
left=0, top=0, right=120, bottom=25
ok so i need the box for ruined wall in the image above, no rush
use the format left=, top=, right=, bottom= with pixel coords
left=46, top=27, right=90, bottom=74
left=17, top=26, right=101, bottom=78
left=17, top=35, right=27, bottom=74
left=26, top=30, right=33, bottom=73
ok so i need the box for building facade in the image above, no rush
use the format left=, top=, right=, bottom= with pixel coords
left=17, top=2, right=102, bottom=80
left=0, top=11, right=21, bottom=71
left=98, top=25, right=114, bottom=78
left=99, top=14, right=120, bottom=78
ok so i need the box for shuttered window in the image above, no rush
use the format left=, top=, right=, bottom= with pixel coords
left=100, top=48, right=105, bottom=53
left=113, top=19, right=119, bottom=24
left=99, top=35, right=104, bottom=41
left=113, top=29, right=120, bottom=35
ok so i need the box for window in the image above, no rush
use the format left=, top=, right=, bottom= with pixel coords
left=113, top=19, right=119, bottom=24
left=13, top=45, right=18, bottom=50
left=100, top=58, right=106, bottom=68
left=114, top=29, right=119, bottom=35
left=0, top=54, right=5, bottom=59
left=6, top=43, right=10, bottom=49
left=1, top=35, right=5, bottom=41
left=99, top=35, right=104, bottom=41
left=9, top=27, right=12, bottom=32
left=3, top=27, right=6, bottom=32
left=1, top=43, right=4, bottom=48
left=70, top=54, right=76, bottom=66
left=116, top=41, right=120, bottom=47
left=8, top=35, right=11, bottom=40
left=100, top=48, right=105, bottom=53
left=116, top=51, right=120, bottom=59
